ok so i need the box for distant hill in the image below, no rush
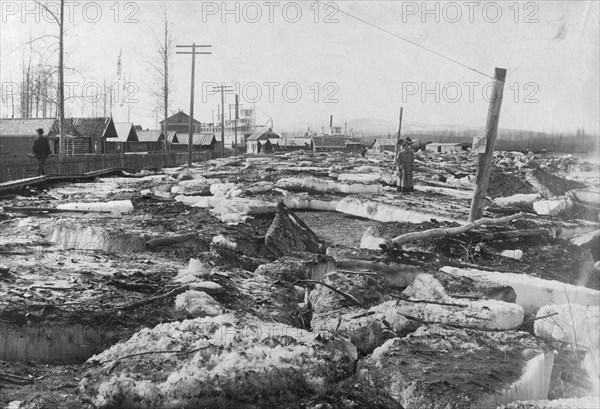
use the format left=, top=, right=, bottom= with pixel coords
left=278, top=118, right=598, bottom=153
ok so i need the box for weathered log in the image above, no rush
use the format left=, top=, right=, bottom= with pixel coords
left=145, top=233, right=198, bottom=249
left=480, top=228, right=550, bottom=241
left=384, top=212, right=526, bottom=248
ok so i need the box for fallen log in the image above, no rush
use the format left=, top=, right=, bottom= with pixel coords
left=480, top=228, right=550, bottom=241
left=145, top=233, right=198, bottom=249
left=397, top=311, right=558, bottom=332
left=0, top=371, right=33, bottom=385
left=118, top=285, right=190, bottom=310
left=3, top=206, right=110, bottom=214
left=383, top=212, right=527, bottom=249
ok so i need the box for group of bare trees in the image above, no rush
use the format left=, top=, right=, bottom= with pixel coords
left=7, top=1, right=173, bottom=159
left=16, top=47, right=57, bottom=119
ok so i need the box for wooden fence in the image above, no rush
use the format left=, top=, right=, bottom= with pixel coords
left=0, top=151, right=212, bottom=183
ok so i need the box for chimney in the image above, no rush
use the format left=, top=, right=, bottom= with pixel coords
left=330, top=115, right=333, bottom=128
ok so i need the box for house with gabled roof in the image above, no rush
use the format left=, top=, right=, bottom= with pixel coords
left=372, top=138, right=398, bottom=153
left=106, top=122, right=138, bottom=153
left=0, top=118, right=59, bottom=160
left=159, top=111, right=202, bottom=135
left=246, top=128, right=280, bottom=154
left=62, top=117, right=118, bottom=155
left=130, top=129, right=169, bottom=152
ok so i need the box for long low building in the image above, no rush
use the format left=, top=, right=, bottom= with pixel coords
left=0, top=118, right=60, bottom=161
left=171, top=133, right=218, bottom=151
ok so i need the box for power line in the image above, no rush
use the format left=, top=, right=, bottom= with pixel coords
left=319, top=1, right=496, bottom=81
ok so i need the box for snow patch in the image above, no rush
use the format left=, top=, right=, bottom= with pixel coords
left=533, top=197, right=574, bottom=216
left=175, top=290, right=223, bottom=317
left=501, top=249, right=524, bottom=261
left=56, top=200, right=133, bottom=214
left=493, top=193, right=542, bottom=208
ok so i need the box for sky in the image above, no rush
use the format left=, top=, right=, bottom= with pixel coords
left=0, top=0, right=598, bottom=134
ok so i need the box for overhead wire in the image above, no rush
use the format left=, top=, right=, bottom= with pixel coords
left=318, top=1, right=498, bottom=81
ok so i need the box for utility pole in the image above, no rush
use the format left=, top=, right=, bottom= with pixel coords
left=234, top=94, right=239, bottom=153
left=228, top=98, right=240, bottom=152
left=211, top=84, right=233, bottom=157
left=469, top=67, right=507, bottom=221
left=176, top=42, right=212, bottom=167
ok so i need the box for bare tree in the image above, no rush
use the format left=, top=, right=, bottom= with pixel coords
left=34, top=0, right=65, bottom=158
left=148, top=5, right=174, bottom=151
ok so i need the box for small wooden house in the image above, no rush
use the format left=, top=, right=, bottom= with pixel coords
left=133, top=130, right=168, bottom=152
left=63, top=117, right=118, bottom=155
left=106, top=122, right=138, bottom=153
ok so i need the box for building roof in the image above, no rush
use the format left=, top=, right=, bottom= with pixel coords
left=111, top=122, right=138, bottom=142
left=136, top=130, right=165, bottom=143
left=0, top=118, right=59, bottom=138
left=426, top=142, right=463, bottom=146
left=248, top=128, right=280, bottom=141
left=175, top=133, right=217, bottom=146
left=159, top=111, right=202, bottom=126
left=64, top=117, right=117, bottom=138
left=373, top=138, right=398, bottom=146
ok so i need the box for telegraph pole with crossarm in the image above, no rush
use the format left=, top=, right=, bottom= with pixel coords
left=176, top=43, right=212, bottom=167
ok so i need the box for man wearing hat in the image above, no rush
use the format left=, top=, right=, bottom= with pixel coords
left=32, top=128, right=51, bottom=175
left=394, top=137, right=414, bottom=193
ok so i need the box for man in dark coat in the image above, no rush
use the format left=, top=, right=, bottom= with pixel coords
left=394, top=137, right=414, bottom=193
left=32, top=128, right=51, bottom=175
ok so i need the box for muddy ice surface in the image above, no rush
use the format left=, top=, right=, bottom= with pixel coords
left=1, top=150, right=599, bottom=408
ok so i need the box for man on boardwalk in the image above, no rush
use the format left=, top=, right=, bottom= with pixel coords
left=32, top=128, right=51, bottom=175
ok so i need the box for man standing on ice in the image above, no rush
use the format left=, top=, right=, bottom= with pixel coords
left=395, top=137, right=414, bottom=193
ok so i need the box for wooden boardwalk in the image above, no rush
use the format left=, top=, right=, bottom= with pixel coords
left=0, top=151, right=211, bottom=192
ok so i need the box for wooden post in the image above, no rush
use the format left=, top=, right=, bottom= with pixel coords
left=187, top=43, right=196, bottom=168
left=220, top=87, right=225, bottom=158
left=469, top=67, right=507, bottom=221
left=234, top=94, right=239, bottom=153
left=394, top=107, right=404, bottom=189
left=395, top=107, right=404, bottom=157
